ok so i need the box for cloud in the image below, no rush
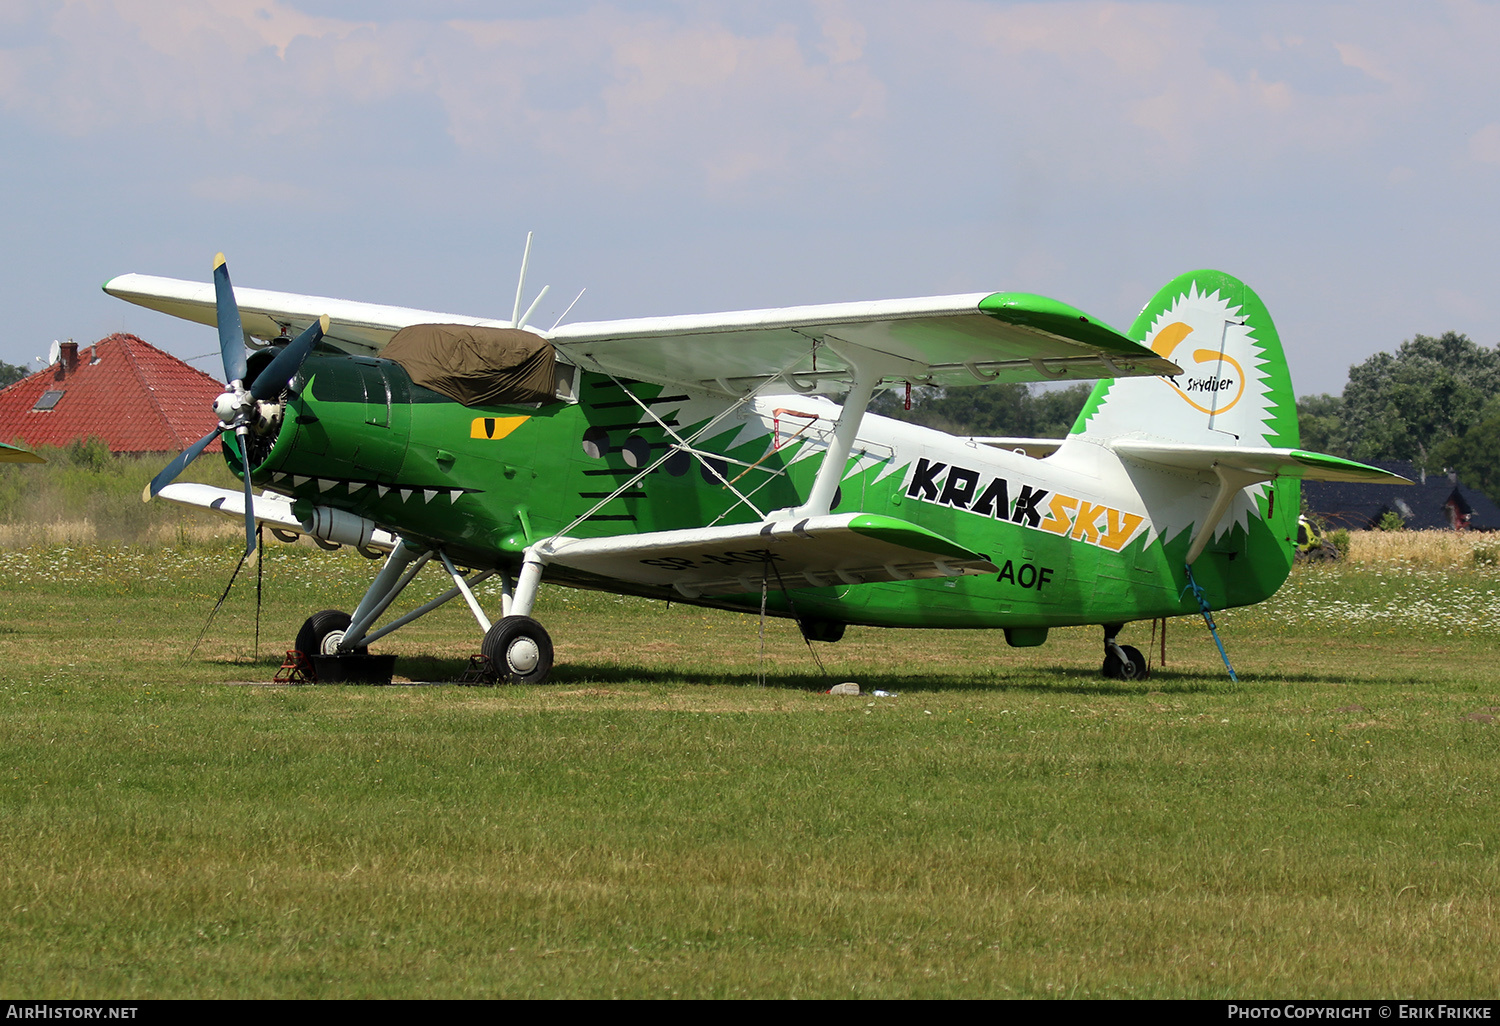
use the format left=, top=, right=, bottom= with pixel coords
left=1469, top=123, right=1500, bottom=167
left=186, top=172, right=316, bottom=206
left=6, top=1, right=1500, bottom=212
left=0, top=1, right=886, bottom=197
left=0, top=0, right=367, bottom=134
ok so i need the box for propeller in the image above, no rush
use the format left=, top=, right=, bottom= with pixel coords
left=143, top=253, right=328, bottom=557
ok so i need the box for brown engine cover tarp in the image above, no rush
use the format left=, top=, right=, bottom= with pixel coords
left=383, top=324, right=556, bottom=406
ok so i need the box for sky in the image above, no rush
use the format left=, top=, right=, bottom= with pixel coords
left=3, top=0, right=1498, bottom=397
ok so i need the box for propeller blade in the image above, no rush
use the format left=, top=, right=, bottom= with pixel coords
left=142, top=427, right=221, bottom=502
left=213, top=253, right=248, bottom=385
left=250, top=314, right=327, bottom=401
left=238, top=426, right=257, bottom=558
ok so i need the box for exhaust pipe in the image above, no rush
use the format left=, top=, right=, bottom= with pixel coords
left=301, top=506, right=399, bottom=552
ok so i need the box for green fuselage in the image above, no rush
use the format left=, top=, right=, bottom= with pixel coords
left=236, top=354, right=1297, bottom=633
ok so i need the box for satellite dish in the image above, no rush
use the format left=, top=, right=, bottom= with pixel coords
left=47, top=340, right=61, bottom=366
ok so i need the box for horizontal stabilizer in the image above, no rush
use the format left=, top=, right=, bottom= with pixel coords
left=1111, top=442, right=1409, bottom=564
left=156, top=483, right=400, bottom=552
left=538, top=513, right=997, bottom=598
left=1111, top=441, right=1412, bottom=484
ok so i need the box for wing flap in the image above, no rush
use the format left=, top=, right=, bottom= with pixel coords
left=539, top=513, right=996, bottom=598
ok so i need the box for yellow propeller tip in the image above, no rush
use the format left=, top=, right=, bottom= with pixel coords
left=319, top=313, right=330, bottom=332
left=213, top=252, right=227, bottom=270
left=141, top=484, right=154, bottom=503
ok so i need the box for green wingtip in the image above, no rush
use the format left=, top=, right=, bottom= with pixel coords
left=977, top=292, right=1139, bottom=356
left=1289, top=450, right=1413, bottom=483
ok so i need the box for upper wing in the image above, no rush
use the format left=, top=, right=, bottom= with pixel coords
left=104, top=273, right=506, bottom=356
left=0, top=441, right=45, bottom=464
left=551, top=293, right=1178, bottom=395
left=105, top=273, right=1178, bottom=395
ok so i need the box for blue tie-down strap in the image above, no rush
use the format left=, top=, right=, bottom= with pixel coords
left=1182, top=563, right=1239, bottom=682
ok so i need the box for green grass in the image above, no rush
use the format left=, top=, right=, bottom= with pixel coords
left=0, top=544, right=1497, bottom=998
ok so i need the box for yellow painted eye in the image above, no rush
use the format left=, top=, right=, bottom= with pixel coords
left=470, top=416, right=529, bottom=440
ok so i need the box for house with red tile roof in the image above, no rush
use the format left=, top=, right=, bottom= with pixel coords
left=0, top=334, right=222, bottom=455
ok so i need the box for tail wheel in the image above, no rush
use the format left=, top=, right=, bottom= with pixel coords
left=481, top=616, right=555, bottom=685
left=1102, top=644, right=1148, bottom=681
left=296, top=609, right=368, bottom=658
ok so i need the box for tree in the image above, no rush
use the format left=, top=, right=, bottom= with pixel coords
left=1296, top=393, right=1348, bottom=456
left=1428, top=394, right=1500, bottom=503
left=870, top=382, right=1093, bottom=437
left=1339, top=332, right=1500, bottom=467
left=0, top=360, right=28, bottom=390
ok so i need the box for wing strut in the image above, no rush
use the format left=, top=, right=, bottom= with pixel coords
left=337, top=539, right=501, bottom=652
left=772, top=338, right=927, bottom=520
left=504, top=351, right=824, bottom=618
left=1185, top=464, right=1268, bottom=565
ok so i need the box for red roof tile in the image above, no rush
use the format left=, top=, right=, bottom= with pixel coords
left=0, top=334, right=224, bottom=454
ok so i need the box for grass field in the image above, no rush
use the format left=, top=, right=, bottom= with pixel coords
left=0, top=539, right=1497, bottom=998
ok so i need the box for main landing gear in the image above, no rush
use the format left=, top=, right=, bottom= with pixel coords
left=297, top=539, right=557, bottom=685
left=1101, top=623, right=1148, bottom=681
left=481, top=616, right=554, bottom=685
left=296, top=609, right=367, bottom=657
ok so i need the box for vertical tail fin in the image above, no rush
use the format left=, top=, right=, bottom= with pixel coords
left=1064, top=271, right=1302, bottom=604
left=1070, top=270, right=1298, bottom=450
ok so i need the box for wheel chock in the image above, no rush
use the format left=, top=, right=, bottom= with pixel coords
left=461, top=653, right=497, bottom=685
left=275, top=649, right=316, bottom=684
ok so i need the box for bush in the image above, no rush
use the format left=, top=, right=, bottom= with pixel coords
left=65, top=437, right=112, bottom=471
left=1377, top=510, right=1405, bottom=532
left=1331, top=528, right=1350, bottom=560
left=0, top=445, right=242, bottom=546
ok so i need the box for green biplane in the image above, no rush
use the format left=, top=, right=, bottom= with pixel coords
left=105, top=244, right=1404, bottom=683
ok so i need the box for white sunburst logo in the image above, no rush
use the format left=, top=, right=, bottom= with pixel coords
left=1142, top=284, right=1274, bottom=446
left=1074, top=279, right=1282, bottom=551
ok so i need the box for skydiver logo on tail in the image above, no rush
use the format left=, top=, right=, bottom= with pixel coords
left=1148, top=317, right=1248, bottom=417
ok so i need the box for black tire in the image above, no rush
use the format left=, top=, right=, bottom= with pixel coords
left=296, top=609, right=367, bottom=658
left=1102, top=644, right=1148, bottom=680
left=481, top=616, right=555, bottom=685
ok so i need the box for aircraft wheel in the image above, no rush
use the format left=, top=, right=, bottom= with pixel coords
left=296, top=609, right=368, bottom=658
left=1102, top=644, right=1148, bottom=681
left=481, top=616, right=555, bottom=685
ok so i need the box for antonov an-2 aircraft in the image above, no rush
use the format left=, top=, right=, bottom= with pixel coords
left=104, top=247, right=1404, bottom=683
